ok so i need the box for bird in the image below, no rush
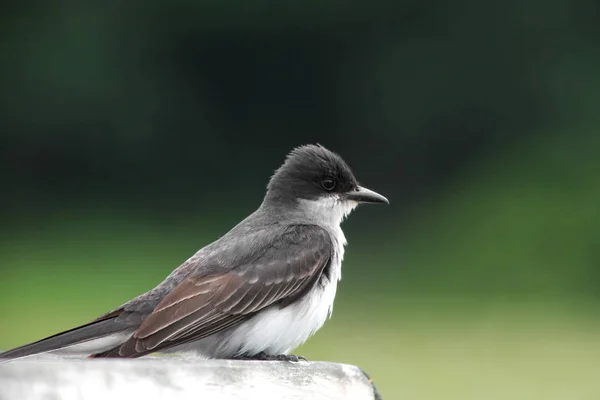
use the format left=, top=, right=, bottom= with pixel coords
left=0, top=144, right=388, bottom=361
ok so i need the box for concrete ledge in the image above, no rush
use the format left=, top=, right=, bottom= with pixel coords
left=0, top=354, right=382, bottom=400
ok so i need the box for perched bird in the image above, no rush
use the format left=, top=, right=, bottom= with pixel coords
left=1, top=144, right=388, bottom=361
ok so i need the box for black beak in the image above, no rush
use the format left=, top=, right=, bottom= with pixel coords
left=345, top=186, right=389, bottom=204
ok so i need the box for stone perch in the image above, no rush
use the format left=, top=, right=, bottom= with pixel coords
left=0, top=354, right=382, bottom=400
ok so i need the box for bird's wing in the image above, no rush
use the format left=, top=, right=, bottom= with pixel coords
left=91, top=224, right=333, bottom=358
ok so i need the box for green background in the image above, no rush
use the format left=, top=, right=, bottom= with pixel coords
left=1, top=2, right=599, bottom=398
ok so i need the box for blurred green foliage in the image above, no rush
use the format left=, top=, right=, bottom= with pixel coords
left=2, top=1, right=600, bottom=398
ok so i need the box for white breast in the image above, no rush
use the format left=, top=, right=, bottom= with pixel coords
left=178, top=197, right=356, bottom=358
left=228, top=230, right=346, bottom=357
left=230, top=267, right=340, bottom=355
left=184, top=227, right=347, bottom=359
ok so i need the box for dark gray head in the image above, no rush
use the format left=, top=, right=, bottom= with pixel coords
left=263, top=145, right=388, bottom=220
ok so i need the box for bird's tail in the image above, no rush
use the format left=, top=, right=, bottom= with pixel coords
left=0, top=313, right=131, bottom=361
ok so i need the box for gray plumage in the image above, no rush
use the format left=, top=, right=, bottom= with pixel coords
left=1, top=144, right=388, bottom=360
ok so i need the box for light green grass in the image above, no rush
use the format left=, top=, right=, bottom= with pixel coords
left=300, top=298, right=600, bottom=399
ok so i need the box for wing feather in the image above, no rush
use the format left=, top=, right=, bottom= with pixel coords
left=91, top=225, right=332, bottom=358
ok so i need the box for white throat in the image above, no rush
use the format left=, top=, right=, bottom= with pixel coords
left=298, top=195, right=358, bottom=227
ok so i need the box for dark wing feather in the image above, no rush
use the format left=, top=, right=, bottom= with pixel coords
left=92, top=225, right=332, bottom=358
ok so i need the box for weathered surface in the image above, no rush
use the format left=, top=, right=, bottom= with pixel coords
left=0, top=354, right=382, bottom=400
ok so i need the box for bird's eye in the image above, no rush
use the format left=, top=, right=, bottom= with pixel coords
left=321, top=178, right=336, bottom=191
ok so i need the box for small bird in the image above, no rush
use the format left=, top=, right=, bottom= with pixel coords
left=1, top=144, right=388, bottom=361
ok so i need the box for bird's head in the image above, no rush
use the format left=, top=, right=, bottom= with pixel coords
left=263, top=144, right=388, bottom=225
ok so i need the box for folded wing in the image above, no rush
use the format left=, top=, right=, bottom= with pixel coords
left=91, top=224, right=332, bottom=358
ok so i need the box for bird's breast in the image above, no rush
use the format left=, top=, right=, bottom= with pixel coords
left=183, top=226, right=347, bottom=358
left=225, top=269, right=341, bottom=356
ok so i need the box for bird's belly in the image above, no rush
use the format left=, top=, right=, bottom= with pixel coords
left=177, top=278, right=339, bottom=358
left=232, top=280, right=338, bottom=356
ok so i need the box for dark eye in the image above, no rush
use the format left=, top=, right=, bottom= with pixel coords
left=321, top=178, right=336, bottom=191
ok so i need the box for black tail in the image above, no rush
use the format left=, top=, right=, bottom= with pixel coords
left=0, top=313, right=129, bottom=361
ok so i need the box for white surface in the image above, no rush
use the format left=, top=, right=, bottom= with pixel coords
left=0, top=355, right=378, bottom=400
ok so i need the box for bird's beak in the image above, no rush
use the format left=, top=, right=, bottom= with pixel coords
left=345, top=186, right=389, bottom=204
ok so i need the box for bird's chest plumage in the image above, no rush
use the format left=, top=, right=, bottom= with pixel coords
left=205, top=228, right=346, bottom=357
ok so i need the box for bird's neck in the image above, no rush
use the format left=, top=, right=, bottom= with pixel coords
left=300, top=197, right=357, bottom=227
left=259, top=196, right=356, bottom=229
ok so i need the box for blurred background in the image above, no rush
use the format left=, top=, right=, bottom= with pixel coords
left=1, top=1, right=600, bottom=398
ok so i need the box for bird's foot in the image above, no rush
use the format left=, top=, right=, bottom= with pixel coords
left=234, top=351, right=307, bottom=362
